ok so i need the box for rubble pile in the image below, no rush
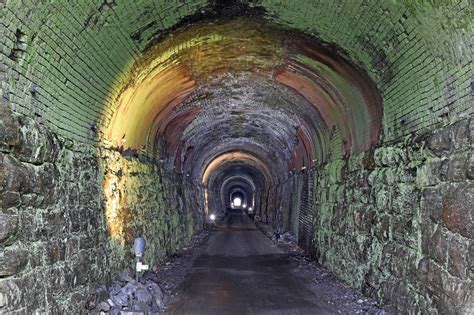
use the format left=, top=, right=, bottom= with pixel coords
left=85, top=271, right=165, bottom=314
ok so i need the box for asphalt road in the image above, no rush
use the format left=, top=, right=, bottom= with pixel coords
left=165, top=211, right=338, bottom=315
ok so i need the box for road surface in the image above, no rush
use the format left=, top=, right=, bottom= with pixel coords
left=165, top=211, right=338, bottom=315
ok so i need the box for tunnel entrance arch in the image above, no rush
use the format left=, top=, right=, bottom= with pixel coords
left=2, top=1, right=471, bottom=313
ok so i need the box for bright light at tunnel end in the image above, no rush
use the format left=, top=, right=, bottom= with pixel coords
left=210, top=214, right=216, bottom=221
left=233, top=197, right=242, bottom=207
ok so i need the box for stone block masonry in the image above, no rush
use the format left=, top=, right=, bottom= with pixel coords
left=98, top=148, right=198, bottom=269
left=0, top=100, right=196, bottom=313
left=289, top=116, right=473, bottom=314
left=1, top=100, right=107, bottom=313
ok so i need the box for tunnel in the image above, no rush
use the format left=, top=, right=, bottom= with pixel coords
left=0, top=0, right=472, bottom=313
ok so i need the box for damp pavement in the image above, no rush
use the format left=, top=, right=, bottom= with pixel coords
left=165, top=211, right=341, bottom=315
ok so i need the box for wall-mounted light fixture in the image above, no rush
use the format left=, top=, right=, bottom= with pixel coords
left=134, top=237, right=149, bottom=280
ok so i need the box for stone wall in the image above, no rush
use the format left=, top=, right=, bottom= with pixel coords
left=0, top=102, right=197, bottom=313
left=290, top=117, right=473, bottom=313
left=0, top=102, right=107, bottom=313
left=99, top=149, right=198, bottom=268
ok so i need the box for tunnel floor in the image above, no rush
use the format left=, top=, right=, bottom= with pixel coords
left=163, top=212, right=381, bottom=314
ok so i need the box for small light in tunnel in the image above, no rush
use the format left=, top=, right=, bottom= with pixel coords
left=248, top=207, right=253, bottom=212
left=243, top=204, right=247, bottom=209
left=210, top=214, right=216, bottom=221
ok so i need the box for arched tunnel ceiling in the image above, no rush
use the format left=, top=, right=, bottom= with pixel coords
left=203, top=152, right=268, bottom=210
left=206, top=159, right=267, bottom=213
left=222, top=176, right=256, bottom=207
left=5, top=0, right=470, bottom=147
left=3, top=0, right=471, bottom=207
left=202, top=152, right=271, bottom=187
left=101, top=18, right=383, bottom=186
left=172, top=75, right=328, bottom=177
